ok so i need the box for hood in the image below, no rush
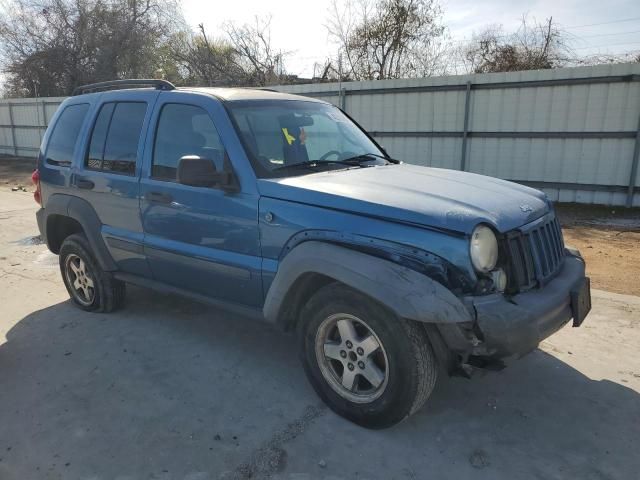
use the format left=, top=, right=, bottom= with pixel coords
left=257, top=164, right=550, bottom=234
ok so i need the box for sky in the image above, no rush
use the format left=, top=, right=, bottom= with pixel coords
left=181, top=0, right=640, bottom=78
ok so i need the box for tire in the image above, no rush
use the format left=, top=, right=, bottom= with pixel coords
left=59, top=233, right=126, bottom=313
left=298, top=282, right=438, bottom=429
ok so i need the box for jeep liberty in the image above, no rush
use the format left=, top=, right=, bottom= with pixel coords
left=33, top=79, right=592, bottom=428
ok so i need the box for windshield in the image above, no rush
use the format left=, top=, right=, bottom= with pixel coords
left=227, top=100, right=387, bottom=178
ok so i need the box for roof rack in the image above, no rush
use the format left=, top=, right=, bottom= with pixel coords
left=237, top=87, right=279, bottom=92
left=72, top=79, right=176, bottom=96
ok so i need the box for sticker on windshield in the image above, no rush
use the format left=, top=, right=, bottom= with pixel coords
left=282, top=127, right=296, bottom=145
left=282, top=127, right=307, bottom=145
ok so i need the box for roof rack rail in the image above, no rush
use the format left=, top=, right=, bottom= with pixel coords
left=72, top=79, right=176, bottom=96
left=235, top=87, right=279, bottom=92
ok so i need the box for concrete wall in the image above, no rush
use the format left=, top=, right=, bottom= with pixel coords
left=1, top=63, right=639, bottom=206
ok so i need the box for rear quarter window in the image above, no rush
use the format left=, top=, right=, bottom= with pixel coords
left=45, top=103, right=89, bottom=166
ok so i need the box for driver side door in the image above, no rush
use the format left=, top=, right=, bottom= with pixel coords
left=139, top=92, right=262, bottom=308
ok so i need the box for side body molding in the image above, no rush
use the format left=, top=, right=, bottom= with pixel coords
left=43, top=194, right=117, bottom=271
left=263, top=241, right=472, bottom=326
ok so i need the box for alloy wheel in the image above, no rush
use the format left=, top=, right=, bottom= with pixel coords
left=315, top=313, right=389, bottom=403
left=64, top=254, right=95, bottom=306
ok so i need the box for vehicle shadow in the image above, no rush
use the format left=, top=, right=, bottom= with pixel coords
left=0, top=287, right=638, bottom=480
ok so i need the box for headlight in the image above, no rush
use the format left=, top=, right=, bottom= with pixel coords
left=470, top=225, right=498, bottom=273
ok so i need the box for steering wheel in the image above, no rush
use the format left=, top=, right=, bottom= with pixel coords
left=319, top=150, right=342, bottom=161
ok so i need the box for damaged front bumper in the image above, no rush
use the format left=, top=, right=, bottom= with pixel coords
left=438, top=252, right=591, bottom=364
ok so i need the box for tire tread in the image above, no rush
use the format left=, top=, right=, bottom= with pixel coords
left=298, top=282, right=438, bottom=428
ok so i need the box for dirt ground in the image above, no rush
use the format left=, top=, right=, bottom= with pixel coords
left=1, top=156, right=639, bottom=295
left=0, top=188, right=639, bottom=480
left=0, top=155, right=36, bottom=187
left=557, top=204, right=640, bottom=296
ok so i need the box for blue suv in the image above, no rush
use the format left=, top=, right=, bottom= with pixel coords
left=34, top=79, right=591, bottom=428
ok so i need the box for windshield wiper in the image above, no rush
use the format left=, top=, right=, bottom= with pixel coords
left=272, top=160, right=360, bottom=172
left=272, top=153, right=397, bottom=173
left=340, top=153, right=397, bottom=164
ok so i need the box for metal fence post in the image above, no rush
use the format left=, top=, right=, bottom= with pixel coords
left=460, top=81, right=472, bottom=171
left=37, top=100, right=46, bottom=142
left=627, top=112, right=640, bottom=207
left=7, top=103, right=18, bottom=156
left=340, top=88, right=347, bottom=111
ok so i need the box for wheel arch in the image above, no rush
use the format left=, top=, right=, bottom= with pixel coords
left=263, top=241, right=473, bottom=332
left=47, top=214, right=84, bottom=253
left=42, top=194, right=117, bottom=270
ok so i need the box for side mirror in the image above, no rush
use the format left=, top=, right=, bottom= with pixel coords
left=177, top=155, right=238, bottom=192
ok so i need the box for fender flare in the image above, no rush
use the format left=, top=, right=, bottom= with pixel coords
left=263, top=241, right=472, bottom=327
left=44, top=194, right=117, bottom=271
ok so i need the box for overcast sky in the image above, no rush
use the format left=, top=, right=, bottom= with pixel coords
left=181, top=0, right=640, bottom=77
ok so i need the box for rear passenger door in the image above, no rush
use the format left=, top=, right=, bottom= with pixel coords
left=73, top=91, right=159, bottom=277
left=139, top=92, right=262, bottom=308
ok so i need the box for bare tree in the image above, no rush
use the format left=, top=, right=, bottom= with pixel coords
left=166, top=16, right=292, bottom=87
left=0, top=0, right=183, bottom=96
left=327, top=0, right=448, bottom=80
left=224, top=16, right=290, bottom=86
left=460, top=15, right=571, bottom=74
left=568, top=50, right=640, bottom=67
left=311, top=58, right=343, bottom=82
left=166, top=24, right=247, bottom=86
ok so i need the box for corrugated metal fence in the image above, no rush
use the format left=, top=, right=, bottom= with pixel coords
left=0, top=96, right=66, bottom=158
left=273, top=64, right=640, bottom=207
left=1, top=64, right=639, bottom=206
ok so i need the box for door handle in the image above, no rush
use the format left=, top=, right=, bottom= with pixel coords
left=76, top=179, right=95, bottom=190
left=145, top=191, right=173, bottom=204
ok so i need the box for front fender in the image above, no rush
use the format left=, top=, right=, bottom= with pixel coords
left=263, top=241, right=472, bottom=326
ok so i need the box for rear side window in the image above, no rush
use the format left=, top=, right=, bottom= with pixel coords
left=152, top=104, right=225, bottom=181
left=45, top=103, right=89, bottom=166
left=85, top=102, right=147, bottom=175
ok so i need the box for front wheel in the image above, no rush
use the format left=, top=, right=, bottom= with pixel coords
left=298, top=283, right=438, bottom=429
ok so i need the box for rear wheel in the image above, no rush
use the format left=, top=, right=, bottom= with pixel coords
left=298, top=283, right=438, bottom=429
left=59, top=233, right=125, bottom=312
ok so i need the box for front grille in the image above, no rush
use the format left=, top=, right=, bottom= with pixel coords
left=504, top=214, right=565, bottom=292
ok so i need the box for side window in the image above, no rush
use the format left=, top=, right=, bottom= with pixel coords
left=85, top=102, right=147, bottom=175
left=45, top=103, right=89, bottom=166
left=152, top=104, right=225, bottom=181
left=87, top=103, right=115, bottom=170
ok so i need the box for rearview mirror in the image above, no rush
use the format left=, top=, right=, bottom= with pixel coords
left=177, top=155, right=237, bottom=191
left=278, top=114, right=314, bottom=128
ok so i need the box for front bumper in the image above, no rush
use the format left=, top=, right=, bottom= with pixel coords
left=440, top=253, right=589, bottom=360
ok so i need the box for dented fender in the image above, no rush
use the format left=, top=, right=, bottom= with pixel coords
left=263, top=241, right=472, bottom=327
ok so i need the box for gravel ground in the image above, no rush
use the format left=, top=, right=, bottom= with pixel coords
left=1, top=188, right=639, bottom=480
